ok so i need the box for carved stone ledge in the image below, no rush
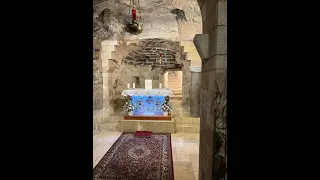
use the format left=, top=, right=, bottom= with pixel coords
left=193, top=34, right=209, bottom=60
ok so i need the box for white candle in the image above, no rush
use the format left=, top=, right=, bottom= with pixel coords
left=166, top=83, right=168, bottom=89
left=127, top=83, right=130, bottom=89
left=133, top=83, right=135, bottom=88
left=159, top=83, right=162, bottom=89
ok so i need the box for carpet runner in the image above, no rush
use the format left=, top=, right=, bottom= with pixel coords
left=93, top=132, right=174, bottom=180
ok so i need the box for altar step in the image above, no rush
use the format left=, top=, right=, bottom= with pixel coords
left=170, top=87, right=181, bottom=90
left=167, top=80, right=181, bottom=83
left=170, top=88, right=182, bottom=91
left=98, top=119, right=175, bottom=133
left=168, top=83, right=181, bottom=86
left=172, top=90, right=182, bottom=98
left=175, top=124, right=200, bottom=133
left=168, top=82, right=179, bottom=84
left=175, top=117, right=200, bottom=124
left=104, top=115, right=122, bottom=122
left=98, top=120, right=199, bottom=133
left=173, top=92, right=182, bottom=96
left=98, top=122, right=121, bottom=131
left=171, top=96, right=182, bottom=100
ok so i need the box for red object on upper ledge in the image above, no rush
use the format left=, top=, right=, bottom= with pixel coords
left=134, top=131, right=152, bottom=137
left=132, top=9, right=137, bottom=20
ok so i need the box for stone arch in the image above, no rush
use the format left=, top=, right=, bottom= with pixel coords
left=193, top=1, right=227, bottom=180
left=123, top=38, right=181, bottom=67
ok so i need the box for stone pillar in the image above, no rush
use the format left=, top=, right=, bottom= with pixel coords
left=189, top=66, right=201, bottom=117
left=93, top=39, right=103, bottom=132
left=194, top=0, right=227, bottom=179
left=181, top=40, right=202, bottom=105
left=163, top=71, right=168, bottom=87
left=101, top=40, right=118, bottom=121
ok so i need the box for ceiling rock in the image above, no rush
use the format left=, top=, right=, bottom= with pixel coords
left=93, top=0, right=201, bottom=41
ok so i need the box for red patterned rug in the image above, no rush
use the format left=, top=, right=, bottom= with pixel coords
left=93, top=133, right=174, bottom=180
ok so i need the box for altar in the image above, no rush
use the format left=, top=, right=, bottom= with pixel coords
left=119, top=81, right=175, bottom=133
left=121, top=88, right=173, bottom=116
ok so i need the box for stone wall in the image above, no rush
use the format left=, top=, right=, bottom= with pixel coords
left=93, top=39, right=104, bottom=131
left=93, top=39, right=103, bottom=110
left=181, top=54, right=191, bottom=104
left=198, top=0, right=227, bottom=180
left=123, top=38, right=181, bottom=68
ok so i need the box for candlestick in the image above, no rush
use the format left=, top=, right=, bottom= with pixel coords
left=159, top=83, right=162, bottom=89
left=127, top=83, right=130, bottom=89
left=133, top=83, right=135, bottom=89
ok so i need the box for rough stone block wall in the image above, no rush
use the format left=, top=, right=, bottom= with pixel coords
left=123, top=38, right=181, bottom=68
left=93, top=41, right=103, bottom=111
left=198, top=0, right=227, bottom=180
left=93, top=39, right=104, bottom=131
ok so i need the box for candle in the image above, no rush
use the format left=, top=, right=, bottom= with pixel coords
left=127, top=83, right=130, bottom=89
left=165, top=83, right=168, bottom=89
left=132, top=9, right=137, bottom=21
left=159, top=83, right=162, bottom=89
left=133, top=83, right=135, bottom=88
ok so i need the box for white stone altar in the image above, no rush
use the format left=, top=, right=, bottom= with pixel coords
left=121, top=88, right=174, bottom=97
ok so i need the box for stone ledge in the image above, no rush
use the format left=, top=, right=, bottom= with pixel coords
left=189, top=66, right=201, bottom=72
left=121, top=119, right=175, bottom=133
left=98, top=119, right=176, bottom=133
left=193, top=34, right=209, bottom=60
left=175, top=124, right=200, bottom=133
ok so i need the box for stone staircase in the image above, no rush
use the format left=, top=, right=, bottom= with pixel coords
left=170, top=101, right=200, bottom=133
left=97, top=113, right=124, bottom=131
left=174, top=112, right=200, bottom=133
left=168, top=71, right=182, bottom=100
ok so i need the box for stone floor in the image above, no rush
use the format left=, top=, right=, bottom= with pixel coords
left=93, top=131, right=199, bottom=180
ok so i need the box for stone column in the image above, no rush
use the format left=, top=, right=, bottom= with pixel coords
left=189, top=66, right=201, bottom=117
left=194, top=0, right=227, bottom=179
left=101, top=40, right=118, bottom=121
left=163, top=71, right=168, bottom=87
